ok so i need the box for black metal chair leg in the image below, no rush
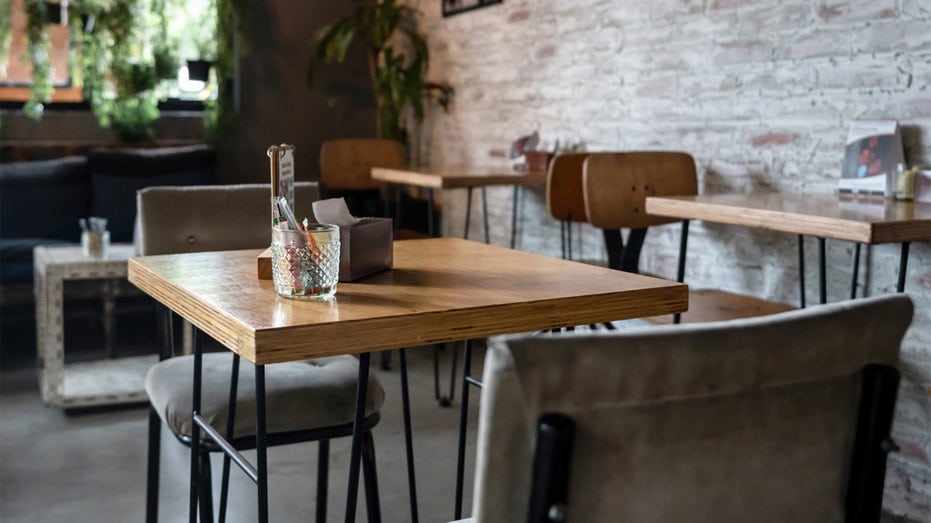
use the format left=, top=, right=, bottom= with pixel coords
left=674, top=220, right=690, bottom=324
left=398, top=348, right=419, bottom=523
left=189, top=329, right=203, bottom=523
left=897, top=241, right=910, bottom=293
left=798, top=234, right=806, bottom=308
left=818, top=237, right=827, bottom=304
left=620, top=228, right=648, bottom=273
left=602, top=228, right=623, bottom=270
left=463, top=187, right=473, bottom=240
left=316, top=439, right=329, bottom=523
left=434, top=344, right=458, bottom=408
left=344, top=352, right=371, bottom=523
left=361, top=431, right=382, bottom=523
left=255, top=365, right=269, bottom=523
left=198, top=452, right=214, bottom=523
left=427, top=188, right=435, bottom=238
left=850, top=242, right=861, bottom=300
left=559, top=221, right=567, bottom=260
left=481, top=187, right=489, bottom=244
left=146, top=407, right=161, bottom=523
left=567, top=219, right=573, bottom=260
left=510, top=186, right=519, bottom=249
left=454, top=340, right=473, bottom=520
left=218, top=354, right=240, bottom=523
left=380, top=350, right=391, bottom=371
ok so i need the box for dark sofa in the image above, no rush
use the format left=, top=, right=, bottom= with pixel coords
left=0, top=144, right=216, bottom=288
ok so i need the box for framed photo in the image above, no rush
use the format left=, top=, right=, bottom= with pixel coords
left=443, top=0, right=503, bottom=17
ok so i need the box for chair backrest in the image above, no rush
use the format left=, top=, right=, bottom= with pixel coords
left=319, top=139, right=405, bottom=191
left=583, top=151, right=697, bottom=229
left=545, top=153, right=589, bottom=223
left=472, top=294, right=913, bottom=523
left=136, top=182, right=319, bottom=255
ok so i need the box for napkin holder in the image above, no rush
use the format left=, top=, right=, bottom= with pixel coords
left=257, top=217, right=393, bottom=282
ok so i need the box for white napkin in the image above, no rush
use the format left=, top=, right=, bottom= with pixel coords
left=312, top=197, right=361, bottom=226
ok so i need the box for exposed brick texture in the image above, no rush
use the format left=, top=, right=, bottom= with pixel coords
left=406, top=0, right=931, bottom=519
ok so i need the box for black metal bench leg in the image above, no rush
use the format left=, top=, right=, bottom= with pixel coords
left=316, top=440, right=329, bottom=523
left=361, top=431, right=382, bottom=523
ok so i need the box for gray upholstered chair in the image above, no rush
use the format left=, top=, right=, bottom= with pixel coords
left=138, top=183, right=386, bottom=523
left=465, top=294, right=912, bottom=523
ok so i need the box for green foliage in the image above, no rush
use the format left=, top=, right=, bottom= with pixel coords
left=21, top=0, right=172, bottom=140
left=0, top=0, right=12, bottom=80
left=309, top=0, right=452, bottom=142
left=23, top=0, right=53, bottom=119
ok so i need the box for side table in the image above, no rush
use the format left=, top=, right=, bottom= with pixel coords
left=34, top=243, right=157, bottom=408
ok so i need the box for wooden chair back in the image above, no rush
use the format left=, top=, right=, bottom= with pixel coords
left=319, top=139, right=405, bottom=191
left=583, top=152, right=697, bottom=229
left=545, top=153, right=589, bottom=223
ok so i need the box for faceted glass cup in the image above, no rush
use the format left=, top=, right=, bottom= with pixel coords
left=271, top=224, right=340, bottom=299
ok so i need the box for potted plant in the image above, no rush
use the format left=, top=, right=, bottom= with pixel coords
left=186, top=1, right=217, bottom=82
left=308, top=0, right=452, bottom=142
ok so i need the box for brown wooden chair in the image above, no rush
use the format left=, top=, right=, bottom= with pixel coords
left=545, top=153, right=590, bottom=260
left=319, top=138, right=405, bottom=218
left=583, top=152, right=794, bottom=323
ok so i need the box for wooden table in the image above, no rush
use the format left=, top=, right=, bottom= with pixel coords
left=34, top=243, right=157, bottom=408
left=371, top=166, right=547, bottom=246
left=646, top=193, right=931, bottom=303
left=128, top=238, right=687, bottom=523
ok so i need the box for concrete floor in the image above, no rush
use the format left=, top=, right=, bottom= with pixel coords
left=0, top=299, right=918, bottom=523
left=0, top=300, right=483, bottom=522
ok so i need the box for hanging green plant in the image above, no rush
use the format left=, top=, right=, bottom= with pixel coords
left=308, top=0, right=452, bottom=143
left=23, top=0, right=53, bottom=119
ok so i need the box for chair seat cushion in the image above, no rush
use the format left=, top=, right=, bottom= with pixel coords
left=146, top=353, right=385, bottom=440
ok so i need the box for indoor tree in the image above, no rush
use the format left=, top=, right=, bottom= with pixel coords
left=308, top=0, right=451, bottom=143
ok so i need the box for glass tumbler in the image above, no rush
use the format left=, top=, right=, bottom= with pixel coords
left=81, top=230, right=110, bottom=259
left=271, top=224, right=340, bottom=299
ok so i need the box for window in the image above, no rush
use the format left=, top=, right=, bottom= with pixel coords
left=0, top=0, right=217, bottom=110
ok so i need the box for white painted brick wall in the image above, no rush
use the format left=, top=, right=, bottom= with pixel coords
left=406, top=0, right=931, bottom=519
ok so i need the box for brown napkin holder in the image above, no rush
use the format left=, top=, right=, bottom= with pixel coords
left=257, top=217, right=393, bottom=282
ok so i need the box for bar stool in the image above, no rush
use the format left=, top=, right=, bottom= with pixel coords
left=319, top=138, right=405, bottom=221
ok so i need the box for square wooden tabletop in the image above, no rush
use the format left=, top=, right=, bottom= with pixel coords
left=646, top=193, right=931, bottom=244
left=128, top=238, right=687, bottom=364
left=371, top=166, right=547, bottom=189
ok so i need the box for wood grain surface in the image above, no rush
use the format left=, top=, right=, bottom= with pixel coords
left=646, top=193, right=931, bottom=244
left=129, top=238, right=687, bottom=364
left=584, top=152, right=698, bottom=229
left=371, top=166, right=547, bottom=189
left=320, top=139, right=405, bottom=190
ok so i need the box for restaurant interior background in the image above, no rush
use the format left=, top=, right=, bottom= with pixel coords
left=1, top=0, right=929, bottom=519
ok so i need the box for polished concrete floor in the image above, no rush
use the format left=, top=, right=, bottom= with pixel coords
left=0, top=300, right=483, bottom=522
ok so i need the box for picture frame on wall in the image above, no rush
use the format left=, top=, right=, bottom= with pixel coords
left=443, top=0, right=503, bottom=17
